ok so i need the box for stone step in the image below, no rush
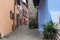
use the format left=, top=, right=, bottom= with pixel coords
left=56, top=29, right=60, bottom=40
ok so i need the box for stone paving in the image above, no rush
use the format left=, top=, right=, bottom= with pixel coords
left=0, top=25, right=42, bottom=40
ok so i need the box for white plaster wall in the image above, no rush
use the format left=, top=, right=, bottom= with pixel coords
left=28, top=0, right=37, bottom=18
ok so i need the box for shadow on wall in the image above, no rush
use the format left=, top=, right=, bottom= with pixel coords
left=38, top=0, right=52, bottom=32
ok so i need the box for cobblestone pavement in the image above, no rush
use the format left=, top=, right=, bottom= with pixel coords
left=0, top=25, right=42, bottom=40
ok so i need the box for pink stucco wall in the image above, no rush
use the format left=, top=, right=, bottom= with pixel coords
left=0, top=0, right=14, bottom=37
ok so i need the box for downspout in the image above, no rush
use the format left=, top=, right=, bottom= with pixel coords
left=13, top=0, right=16, bottom=31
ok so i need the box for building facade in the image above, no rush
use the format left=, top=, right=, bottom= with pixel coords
left=0, top=0, right=18, bottom=37
left=28, top=0, right=37, bottom=18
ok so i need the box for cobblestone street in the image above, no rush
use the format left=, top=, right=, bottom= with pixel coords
left=0, top=25, right=41, bottom=40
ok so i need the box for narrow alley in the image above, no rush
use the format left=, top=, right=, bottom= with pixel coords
left=0, top=25, right=41, bottom=40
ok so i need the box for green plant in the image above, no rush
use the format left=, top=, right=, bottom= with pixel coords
left=43, top=21, right=57, bottom=40
left=29, top=18, right=38, bottom=29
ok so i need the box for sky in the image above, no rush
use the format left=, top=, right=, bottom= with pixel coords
left=48, top=0, right=60, bottom=23
left=48, top=0, right=60, bottom=11
left=22, top=0, right=26, bottom=3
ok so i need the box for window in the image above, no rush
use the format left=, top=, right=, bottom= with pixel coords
left=17, top=0, right=21, bottom=5
left=33, top=0, right=40, bottom=6
left=10, top=10, right=14, bottom=20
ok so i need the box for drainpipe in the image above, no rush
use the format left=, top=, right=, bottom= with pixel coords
left=13, top=0, right=16, bottom=31
left=20, top=0, right=23, bottom=25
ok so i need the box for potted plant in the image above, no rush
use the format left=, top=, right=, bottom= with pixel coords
left=43, top=21, right=57, bottom=40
